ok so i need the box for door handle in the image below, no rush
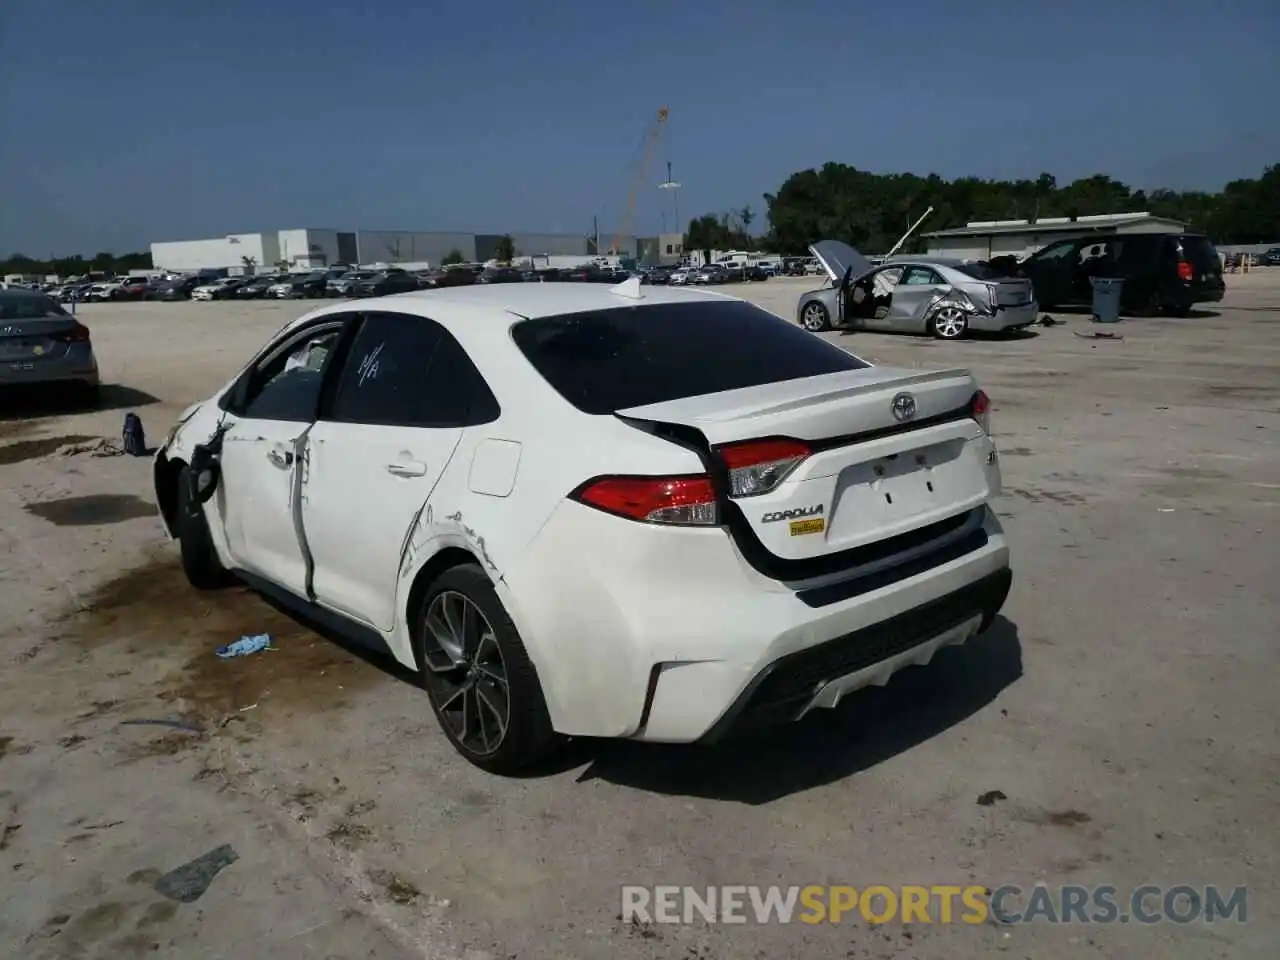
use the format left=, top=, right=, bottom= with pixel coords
left=266, top=447, right=294, bottom=468
left=386, top=459, right=427, bottom=478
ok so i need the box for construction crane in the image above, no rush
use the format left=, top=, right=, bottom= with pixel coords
left=610, top=106, right=668, bottom=255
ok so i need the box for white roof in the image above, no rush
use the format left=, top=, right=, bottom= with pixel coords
left=391, top=282, right=735, bottom=318
left=281, top=282, right=743, bottom=367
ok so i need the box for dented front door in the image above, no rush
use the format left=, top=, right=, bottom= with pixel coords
left=298, top=312, right=466, bottom=631
left=218, top=416, right=314, bottom=597
left=302, top=421, right=461, bottom=630
left=891, top=264, right=952, bottom=331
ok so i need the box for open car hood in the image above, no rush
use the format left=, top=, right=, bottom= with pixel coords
left=809, top=240, right=874, bottom=286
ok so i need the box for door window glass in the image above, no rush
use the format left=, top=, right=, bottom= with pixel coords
left=1034, top=240, right=1077, bottom=262
left=901, top=266, right=944, bottom=285
left=326, top=312, right=499, bottom=427
left=240, top=325, right=343, bottom=422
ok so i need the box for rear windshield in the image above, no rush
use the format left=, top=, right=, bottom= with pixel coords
left=954, top=262, right=1012, bottom=281
left=1174, top=235, right=1220, bottom=271
left=511, top=300, right=869, bottom=415
left=0, top=293, right=68, bottom=319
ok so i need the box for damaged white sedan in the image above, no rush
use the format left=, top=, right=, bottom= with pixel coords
left=797, top=240, right=1038, bottom=338
left=154, top=279, right=1012, bottom=773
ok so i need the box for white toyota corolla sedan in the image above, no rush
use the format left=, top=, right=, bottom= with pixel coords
left=153, top=279, right=1011, bottom=773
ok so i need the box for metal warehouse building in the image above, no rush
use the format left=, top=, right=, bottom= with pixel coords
left=150, top=228, right=638, bottom=273
left=922, top=212, right=1187, bottom=261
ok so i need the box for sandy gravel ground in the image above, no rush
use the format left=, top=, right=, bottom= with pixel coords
left=0, top=273, right=1276, bottom=959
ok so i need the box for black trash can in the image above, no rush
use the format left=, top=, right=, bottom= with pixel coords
left=1089, top=277, right=1124, bottom=323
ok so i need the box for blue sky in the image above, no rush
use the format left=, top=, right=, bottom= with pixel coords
left=1, top=0, right=1276, bottom=255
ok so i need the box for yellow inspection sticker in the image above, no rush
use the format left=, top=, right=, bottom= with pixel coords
left=789, top=518, right=826, bottom=536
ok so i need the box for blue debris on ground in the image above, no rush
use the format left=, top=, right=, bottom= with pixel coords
left=215, top=634, right=272, bottom=659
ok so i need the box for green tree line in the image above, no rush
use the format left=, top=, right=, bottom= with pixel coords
left=687, top=163, right=1279, bottom=256
left=1, top=250, right=153, bottom=278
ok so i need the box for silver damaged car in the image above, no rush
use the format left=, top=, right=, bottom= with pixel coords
left=796, top=240, right=1038, bottom=339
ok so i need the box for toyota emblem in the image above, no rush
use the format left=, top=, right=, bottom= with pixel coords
left=891, top=392, right=917, bottom=422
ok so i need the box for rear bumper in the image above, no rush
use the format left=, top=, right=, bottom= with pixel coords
left=970, top=303, right=1037, bottom=331
left=0, top=346, right=99, bottom=387
left=501, top=500, right=1011, bottom=742
left=699, top=567, right=1010, bottom=741
left=1189, top=285, right=1225, bottom=304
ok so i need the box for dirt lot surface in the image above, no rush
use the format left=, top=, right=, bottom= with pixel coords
left=1, top=274, right=1277, bottom=959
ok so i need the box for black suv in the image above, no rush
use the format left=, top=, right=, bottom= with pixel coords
left=999, top=233, right=1224, bottom=317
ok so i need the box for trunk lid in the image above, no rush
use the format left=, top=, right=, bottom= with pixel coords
left=0, top=316, right=82, bottom=363
left=991, top=278, right=1035, bottom=307
left=617, top=366, right=997, bottom=560
left=809, top=240, right=875, bottom=286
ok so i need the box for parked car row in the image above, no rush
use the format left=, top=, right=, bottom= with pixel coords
left=43, top=257, right=798, bottom=308
left=665, top=262, right=774, bottom=286
left=55, top=276, right=154, bottom=303
left=1223, top=248, right=1280, bottom=269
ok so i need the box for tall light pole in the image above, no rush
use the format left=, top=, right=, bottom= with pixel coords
left=658, top=161, right=682, bottom=259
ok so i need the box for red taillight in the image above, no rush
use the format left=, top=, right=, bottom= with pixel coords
left=716, top=437, right=810, bottom=497
left=574, top=475, right=718, bottom=525
left=53, top=323, right=91, bottom=343
left=1177, top=260, right=1194, bottom=282
left=970, top=389, right=991, bottom=433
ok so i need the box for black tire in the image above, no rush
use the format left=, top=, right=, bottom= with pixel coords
left=176, top=465, right=231, bottom=590
left=1139, top=291, right=1163, bottom=318
left=415, top=563, right=559, bottom=774
left=799, top=301, right=831, bottom=332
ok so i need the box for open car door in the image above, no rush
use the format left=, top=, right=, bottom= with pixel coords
left=809, top=241, right=876, bottom=328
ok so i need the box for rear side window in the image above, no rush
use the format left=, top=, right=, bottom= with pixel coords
left=511, top=300, right=869, bottom=415
left=326, top=312, right=499, bottom=427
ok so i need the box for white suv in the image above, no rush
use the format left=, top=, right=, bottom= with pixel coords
left=154, top=282, right=1010, bottom=773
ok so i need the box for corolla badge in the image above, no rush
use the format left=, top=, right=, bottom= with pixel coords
left=891, top=392, right=917, bottom=422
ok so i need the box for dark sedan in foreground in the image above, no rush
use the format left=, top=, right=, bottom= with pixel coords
left=0, top=289, right=99, bottom=398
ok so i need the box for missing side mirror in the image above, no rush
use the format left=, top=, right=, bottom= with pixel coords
left=188, top=444, right=222, bottom=504
left=195, top=463, right=220, bottom=503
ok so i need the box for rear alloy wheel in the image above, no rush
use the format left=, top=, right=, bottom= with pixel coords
left=417, top=565, right=557, bottom=774
left=800, top=301, right=831, bottom=332
left=930, top=306, right=969, bottom=340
